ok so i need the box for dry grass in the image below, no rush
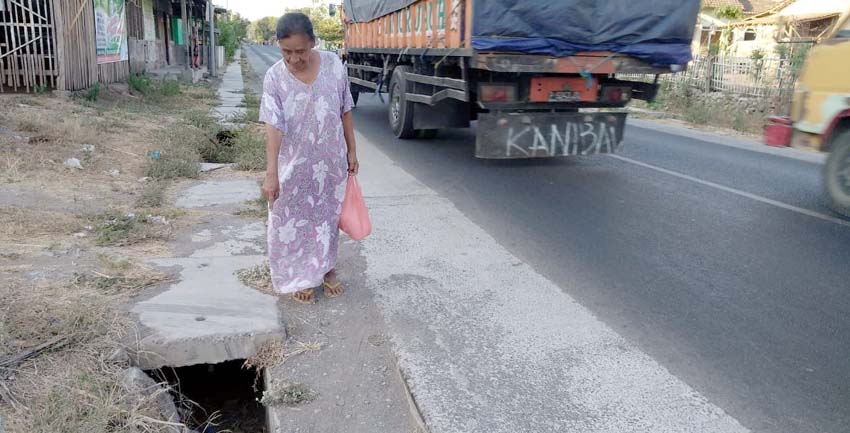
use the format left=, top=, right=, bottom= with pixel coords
left=260, top=381, right=317, bottom=407
left=235, top=262, right=272, bottom=293
left=234, top=196, right=268, bottom=219
left=0, top=207, right=82, bottom=242
left=0, top=77, right=226, bottom=433
left=71, top=254, right=171, bottom=296
left=88, top=210, right=172, bottom=247
left=0, top=278, right=178, bottom=433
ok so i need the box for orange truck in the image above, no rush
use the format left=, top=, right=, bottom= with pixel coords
left=341, top=0, right=701, bottom=158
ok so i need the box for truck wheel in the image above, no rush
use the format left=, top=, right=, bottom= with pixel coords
left=389, top=66, right=416, bottom=139
left=417, top=129, right=438, bottom=139
left=824, top=129, right=850, bottom=218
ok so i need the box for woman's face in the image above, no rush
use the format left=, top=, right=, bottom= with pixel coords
left=279, top=33, right=315, bottom=72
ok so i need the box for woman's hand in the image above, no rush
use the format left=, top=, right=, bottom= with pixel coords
left=347, top=151, right=359, bottom=176
left=262, top=173, right=280, bottom=204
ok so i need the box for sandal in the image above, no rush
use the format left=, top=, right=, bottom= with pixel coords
left=323, top=280, right=344, bottom=299
left=291, top=288, right=315, bottom=304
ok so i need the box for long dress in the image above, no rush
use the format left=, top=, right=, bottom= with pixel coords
left=259, top=50, right=355, bottom=294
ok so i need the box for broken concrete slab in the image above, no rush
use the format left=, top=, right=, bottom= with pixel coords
left=199, top=162, right=229, bottom=173
left=175, top=179, right=258, bottom=209
left=131, top=174, right=282, bottom=370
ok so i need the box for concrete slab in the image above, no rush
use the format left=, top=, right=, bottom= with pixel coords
left=354, top=132, right=750, bottom=433
left=175, top=179, right=258, bottom=209
left=131, top=212, right=282, bottom=370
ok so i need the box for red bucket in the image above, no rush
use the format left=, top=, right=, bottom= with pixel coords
left=764, top=116, right=792, bottom=147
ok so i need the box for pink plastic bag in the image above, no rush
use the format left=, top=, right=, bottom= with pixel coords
left=339, top=175, right=371, bottom=240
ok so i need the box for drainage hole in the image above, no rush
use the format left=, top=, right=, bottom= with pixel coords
left=146, top=359, right=266, bottom=433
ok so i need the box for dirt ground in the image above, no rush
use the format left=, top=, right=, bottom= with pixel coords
left=0, top=82, right=224, bottom=433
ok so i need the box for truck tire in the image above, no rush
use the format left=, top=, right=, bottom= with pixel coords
left=388, top=66, right=416, bottom=139
left=417, top=129, right=438, bottom=139
left=824, top=129, right=850, bottom=218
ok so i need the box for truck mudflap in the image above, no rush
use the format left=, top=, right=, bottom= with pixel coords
left=476, top=112, right=627, bottom=159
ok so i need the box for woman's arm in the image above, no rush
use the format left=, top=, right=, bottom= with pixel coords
left=342, top=111, right=358, bottom=175
left=262, top=124, right=282, bottom=203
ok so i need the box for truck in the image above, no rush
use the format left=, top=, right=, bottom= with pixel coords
left=771, top=9, right=850, bottom=217
left=340, top=0, right=701, bottom=159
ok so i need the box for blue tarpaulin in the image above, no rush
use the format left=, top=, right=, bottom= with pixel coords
left=472, top=0, right=700, bottom=66
left=343, top=0, right=700, bottom=66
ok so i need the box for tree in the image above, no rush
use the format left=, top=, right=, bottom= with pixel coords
left=715, top=5, right=744, bottom=20
left=286, top=2, right=344, bottom=50
left=251, top=16, right=277, bottom=43
left=217, top=12, right=250, bottom=61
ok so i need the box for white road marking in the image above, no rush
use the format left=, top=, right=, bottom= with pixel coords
left=610, top=154, right=850, bottom=228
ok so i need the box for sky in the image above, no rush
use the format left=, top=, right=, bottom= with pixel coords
left=215, top=0, right=339, bottom=22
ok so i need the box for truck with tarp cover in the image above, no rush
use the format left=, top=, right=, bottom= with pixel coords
left=341, top=0, right=700, bottom=158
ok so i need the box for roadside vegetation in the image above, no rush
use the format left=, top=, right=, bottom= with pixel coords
left=0, top=75, right=223, bottom=432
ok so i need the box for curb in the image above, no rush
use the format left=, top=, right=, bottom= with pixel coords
left=628, top=118, right=827, bottom=165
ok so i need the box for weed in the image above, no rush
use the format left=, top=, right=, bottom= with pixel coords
left=128, top=73, right=152, bottom=94
left=15, top=118, right=41, bottom=133
left=89, top=210, right=170, bottom=247
left=232, top=127, right=266, bottom=171
left=235, top=196, right=268, bottom=219
left=235, top=262, right=272, bottom=293
left=136, top=180, right=169, bottom=208
left=260, top=381, right=317, bottom=407
left=71, top=259, right=168, bottom=296
left=85, top=83, right=101, bottom=102
left=183, top=109, right=218, bottom=131
left=144, top=127, right=202, bottom=180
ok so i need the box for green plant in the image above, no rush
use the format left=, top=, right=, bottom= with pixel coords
left=136, top=180, right=168, bottom=208
left=715, top=5, right=744, bottom=20
left=85, top=83, right=101, bottom=102
left=128, top=74, right=152, bottom=94
left=233, top=128, right=266, bottom=171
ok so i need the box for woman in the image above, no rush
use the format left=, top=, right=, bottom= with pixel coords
left=260, top=13, right=357, bottom=304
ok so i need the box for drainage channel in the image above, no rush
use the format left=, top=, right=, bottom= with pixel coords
left=146, top=359, right=267, bottom=433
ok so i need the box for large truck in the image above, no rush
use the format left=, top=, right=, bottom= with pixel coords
left=341, top=0, right=700, bottom=159
left=768, top=10, right=850, bottom=217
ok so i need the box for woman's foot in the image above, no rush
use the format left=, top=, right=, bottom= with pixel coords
left=291, top=288, right=315, bottom=304
left=323, top=270, right=344, bottom=298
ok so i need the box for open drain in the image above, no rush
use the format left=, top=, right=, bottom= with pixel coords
left=147, top=359, right=266, bottom=433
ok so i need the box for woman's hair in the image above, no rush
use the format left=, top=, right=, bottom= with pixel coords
left=276, top=12, right=316, bottom=41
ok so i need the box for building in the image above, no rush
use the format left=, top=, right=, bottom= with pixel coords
left=0, top=0, right=221, bottom=93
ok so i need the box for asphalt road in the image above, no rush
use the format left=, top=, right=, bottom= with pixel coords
left=245, top=44, right=850, bottom=433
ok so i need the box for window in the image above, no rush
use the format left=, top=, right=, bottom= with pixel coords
left=426, top=1, right=433, bottom=33
left=743, top=29, right=757, bottom=41
left=406, top=7, right=411, bottom=34
left=437, top=0, right=445, bottom=31
left=398, top=11, right=402, bottom=34
left=416, top=4, right=422, bottom=33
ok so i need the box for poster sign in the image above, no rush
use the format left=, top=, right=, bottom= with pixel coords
left=94, top=0, right=128, bottom=64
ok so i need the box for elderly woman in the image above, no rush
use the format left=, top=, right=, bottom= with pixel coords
left=260, top=12, right=357, bottom=304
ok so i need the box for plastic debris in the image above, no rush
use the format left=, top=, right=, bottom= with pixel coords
left=108, top=169, right=120, bottom=177
left=64, top=158, right=83, bottom=170
left=81, top=144, right=95, bottom=153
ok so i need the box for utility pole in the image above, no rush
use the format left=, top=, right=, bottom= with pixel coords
left=208, top=0, right=217, bottom=77
left=181, top=0, right=190, bottom=71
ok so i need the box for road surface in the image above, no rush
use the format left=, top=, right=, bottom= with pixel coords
left=245, top=44, right=850, bottom=433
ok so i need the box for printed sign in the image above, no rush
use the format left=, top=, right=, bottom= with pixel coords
left=94, top=0, right=128, bottom=64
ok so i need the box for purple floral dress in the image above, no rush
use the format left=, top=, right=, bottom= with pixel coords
left=259, top=51, right=354, bottom=294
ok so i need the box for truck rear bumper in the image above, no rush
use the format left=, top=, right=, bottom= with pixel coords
left=475, top=112, right=627, bottom=159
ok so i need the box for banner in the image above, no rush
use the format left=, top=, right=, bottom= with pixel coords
left=94, top=0, right=128, bottom=64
